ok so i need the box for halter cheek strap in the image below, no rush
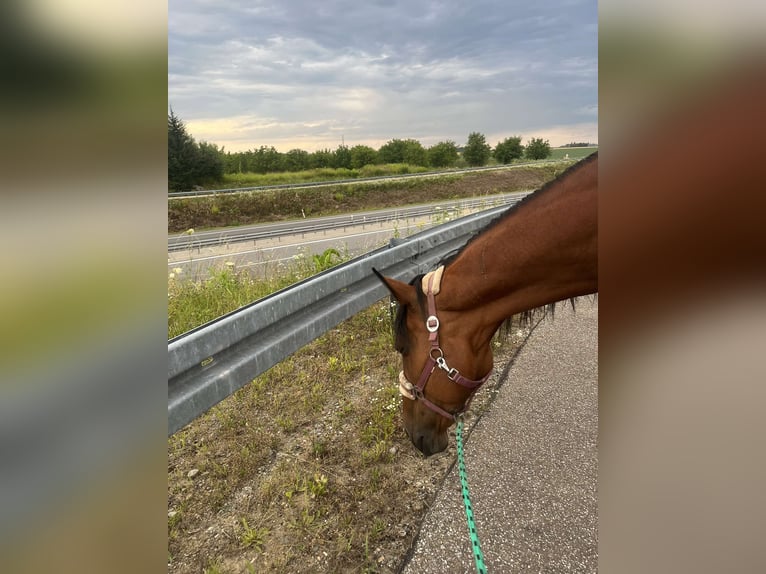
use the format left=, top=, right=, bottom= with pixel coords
left=399, top=267, right=492, bottom=422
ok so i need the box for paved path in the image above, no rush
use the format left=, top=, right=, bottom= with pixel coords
left=402, top=299, right=598, bottom=574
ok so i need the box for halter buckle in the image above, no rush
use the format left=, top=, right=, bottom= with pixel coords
left=426, top=315, right=440, bottom=333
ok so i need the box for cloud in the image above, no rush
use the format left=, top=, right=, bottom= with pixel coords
left=170, top=0, right=597, bottom=151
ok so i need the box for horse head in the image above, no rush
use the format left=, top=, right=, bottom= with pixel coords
left=371, top=154, right=598, bottom=456
left=373, top=267, right=494, bottom=456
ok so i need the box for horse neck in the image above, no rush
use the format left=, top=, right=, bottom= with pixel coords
left=440, top=159, right=598, bottom=346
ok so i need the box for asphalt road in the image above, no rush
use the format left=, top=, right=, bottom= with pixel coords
left=167, top=192, right=526, bottom=250
left=167, top=194, right=526, bottom=281
left=402, top=298, right=598, bottom=574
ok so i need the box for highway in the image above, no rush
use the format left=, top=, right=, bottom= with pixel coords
left=168, top=191, right=530, bottom=280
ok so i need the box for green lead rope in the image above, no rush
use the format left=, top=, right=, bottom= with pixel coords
left=456, top=419, right=488, bottom=574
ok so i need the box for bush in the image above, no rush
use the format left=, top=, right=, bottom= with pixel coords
left=525, top=137, right=552, bottom=160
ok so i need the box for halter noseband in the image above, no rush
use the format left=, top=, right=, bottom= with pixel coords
left=398, top=267, right=492, bottom=422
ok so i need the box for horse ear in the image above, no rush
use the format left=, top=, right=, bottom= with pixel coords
left=372, top=268, right=417, bottom=306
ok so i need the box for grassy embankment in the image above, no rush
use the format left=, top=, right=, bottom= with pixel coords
left=168, top=161, right=579, bottom=233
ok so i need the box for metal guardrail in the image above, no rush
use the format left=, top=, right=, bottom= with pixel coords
left=168, top=202, right=515, bottom=435
left=167, top=193, right=524, bottom=251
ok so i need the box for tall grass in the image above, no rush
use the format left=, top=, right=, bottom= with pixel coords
left=168, top=249, right=345, bottom=338
left=219, top=163, right=432, bottom=189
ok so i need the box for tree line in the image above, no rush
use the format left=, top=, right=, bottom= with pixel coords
left=169, top=111, right=552, bottom=192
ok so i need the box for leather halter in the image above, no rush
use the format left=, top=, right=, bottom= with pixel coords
left=398, top=269, right=492, bottom=422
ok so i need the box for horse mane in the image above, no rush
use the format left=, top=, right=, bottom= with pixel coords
left=390, top=154, right=597, bottom=353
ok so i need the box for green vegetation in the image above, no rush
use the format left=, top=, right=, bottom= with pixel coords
left=218, top=163, right=431, bottom=189
left=239, top=518, right=270, bottom=551
left=525, top=137, right=552, bottom=160
left=168, top=109, right=224, bottom=192
left=168, top=254, right=344, bottom=338
left=427, top=140, right=459, bottom=167
left=312, top=248, right=343, bottom=273
left=463, top=131, right=492, bottom=166
left=549, top=146, right=598, bottom=160
left=378, top=138, right=428, bottom=165
left=167, top=110, right=576, bottom=193
left=494, top=135, right=524, bottom=164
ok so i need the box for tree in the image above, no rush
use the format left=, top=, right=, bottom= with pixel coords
left=493, top=136, right=524, bottom=164
left=463, top=132, right=491, bottom=167
left=168, top=109, right=199, bottom=192
left=350, top=145, right=378, bottom=168
left=195, top=141, right=224, bottom=183
left=427, top=140, right=459, bottom=167
left=332, top=145, right=352, bottom=169
left=168, top=109, right=224, bottom=191
left=401, top=139, right=428, bottom=166
left=309, top=148, right=334, bottom=169
left=284, top=148, right=311, bottom=172
left=525, top=137, right=552, bottom=160
left=378, top=139, right=408, bottom=164
left=251, top=145, right=283, bottom=173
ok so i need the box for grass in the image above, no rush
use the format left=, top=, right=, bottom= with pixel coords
left=549, top=145, right=598, bottom=160
left=168, top=248, right=345, bottom=338
left=218, top=164, right=432, bottom=189
left=167, top=260, right=525, bottom=573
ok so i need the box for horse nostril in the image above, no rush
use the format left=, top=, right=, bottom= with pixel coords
left=415, top=431, right=450, bottom=457
left=414, top=434, right=438, bottom=457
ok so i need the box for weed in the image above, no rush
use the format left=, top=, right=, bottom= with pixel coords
left=239, top=518, right=269, bottom=551
left=203, top=559, right=224, bottom=574
left=168, top=504, right=183, bottom=536
left=308, top=473, right=328, bottom=498
left=276, top=415, right=295, bottom=432
left=361, top=440, right=393, bottom=465
left=312, top=248, right=343, bottom=273
left=311, top=438, right=328, bottom=459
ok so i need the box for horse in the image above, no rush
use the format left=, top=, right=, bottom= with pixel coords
left=373, top=153, right=597, bottom=455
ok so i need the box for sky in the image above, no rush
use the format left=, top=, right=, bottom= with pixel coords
left=168, top=0, right=597, bottom=153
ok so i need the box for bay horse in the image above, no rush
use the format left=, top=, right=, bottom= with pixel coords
left=374, top=153, right=597, bottom=455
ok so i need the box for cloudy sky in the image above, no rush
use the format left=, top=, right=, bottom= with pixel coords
left=169, top=0, right=597, bottom=153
